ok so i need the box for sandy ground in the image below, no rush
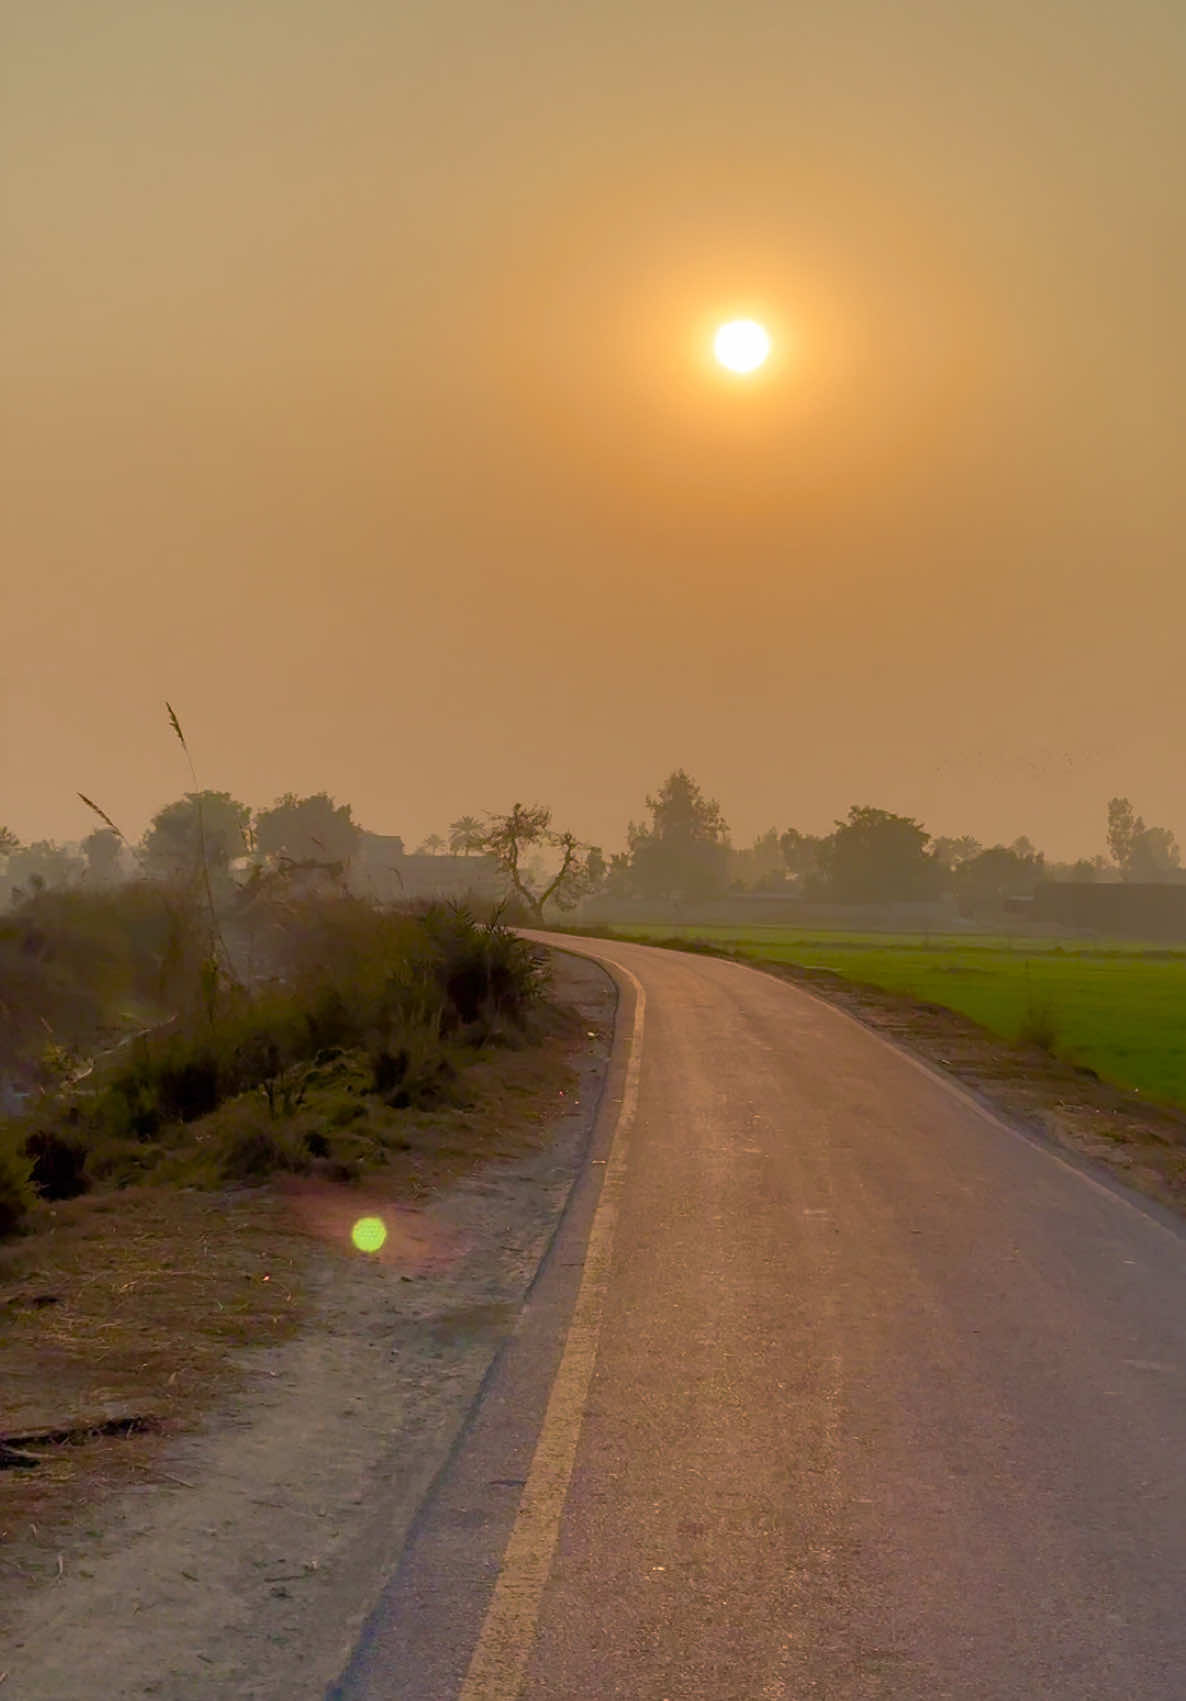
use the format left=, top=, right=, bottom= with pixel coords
left=0, top=951, right=616, bottom=1701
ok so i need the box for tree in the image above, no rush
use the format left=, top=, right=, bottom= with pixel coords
left=817, top=806, right=942, bottom=903
left=1106, top=797, right=1141, bottom=872
left=5, top=840, right=84, bottom=898
left=481, top=803, right=602, bottom=919
left=1046, top=857, right=1105, bottom=883
left=416, top=833, right=447, bottom=856
left=1129, top=826, right=1182, bottom=880
left=141, top=791, right=250, bottom=884
left=448, top=816, right=485, bottom=856
left=954, top=842, right=1045, bottom=917
left=626, top=770, right=731, bottom=903
left=0, top=827, right=18, bottom=859
left=931, top=835, right=982, bottom=873
left=82, top=827, right=123, bottom=884
left=730, top=828, right=788, bottom=892
left=604, top=851, right=636, bottom=898
left=255, top=792, right=359, bottom=867
left=1106, top=797, right=1181, bottom=881
left=779, top=827, right=824, bottom=883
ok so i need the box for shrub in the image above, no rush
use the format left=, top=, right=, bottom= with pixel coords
left=0, top=883, right=210, bottom=1078
left=369, top=1024, right=457, bottom=1108
left=214, top=1110, right=310, bottom=1181
left=155, top=1047, right=221, bottom=1122
left=1, top=889, right=553, bottom=1211
left=24, top=1125, right=90, bottom=1200
left=0, top=1132, right=35, bottom=1237
left=419, top=903, right=547, bottom=1030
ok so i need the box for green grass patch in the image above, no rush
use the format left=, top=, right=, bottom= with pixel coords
left=606, top=925, right=1186, bottom=1110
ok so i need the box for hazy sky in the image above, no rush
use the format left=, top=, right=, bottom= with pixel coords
left=4, top=0, right=1183, bottom=860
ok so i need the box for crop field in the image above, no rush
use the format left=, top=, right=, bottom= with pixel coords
left=611, top=926, right=1186, bottom=1111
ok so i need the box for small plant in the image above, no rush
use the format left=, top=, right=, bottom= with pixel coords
left=259, top=1062, right=310, bottom=1121
left=1018, top=962, right=1060, bottom=1053
left=36, top=1032, right=85, bottom=1091
left=1018, top=1000, right=1060, bottom=1053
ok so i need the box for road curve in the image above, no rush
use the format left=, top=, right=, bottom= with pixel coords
left=335, top=934, right=1186, bottom=1700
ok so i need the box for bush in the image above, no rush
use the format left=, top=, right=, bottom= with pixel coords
left=419, top=903, right=547, bottom=1030
left=1, top=890, right=553, bottom=1210
left=214, top=1110, right=310, bottom=1181
left=0, top=1132, right=35, bottom=1237
left=369, top=1032, right=457, bottom=1108
left=24, top=1125, right=90, bottom=1200
left=0, top=883, right=210, bottom=1078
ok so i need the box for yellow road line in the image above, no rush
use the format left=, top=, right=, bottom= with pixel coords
left=459, top=962, right=645, bottom=1701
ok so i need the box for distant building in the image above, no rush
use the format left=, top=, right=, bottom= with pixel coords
left=352, top=834, right=504, bottom=905
left=1030, top=880, right=1186, bottom=941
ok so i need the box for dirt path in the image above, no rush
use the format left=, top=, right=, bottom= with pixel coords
left=0, top=951, right=616, bottom=1700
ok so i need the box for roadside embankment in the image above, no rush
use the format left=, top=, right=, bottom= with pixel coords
left=0, top=948, right=616, bottom=1701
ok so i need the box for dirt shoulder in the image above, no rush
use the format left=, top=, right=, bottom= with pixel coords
left=0, top=949, right=617, bottom=1700
left=745, top=954, right=1186, bottom=1224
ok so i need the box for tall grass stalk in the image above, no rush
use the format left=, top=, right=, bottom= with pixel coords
left=164, top=701, right=239, bottom=988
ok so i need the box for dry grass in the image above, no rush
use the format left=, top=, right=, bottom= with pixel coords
left=0, top=1185, right=302, bottom=1582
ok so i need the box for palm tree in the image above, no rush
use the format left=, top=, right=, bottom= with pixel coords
left=448, top=815, right=485, bottom=856
left=417, top=833, right=447, bottom=856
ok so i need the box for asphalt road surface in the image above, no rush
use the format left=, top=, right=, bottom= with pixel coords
left=332, top=935, right=1186, bottom=1700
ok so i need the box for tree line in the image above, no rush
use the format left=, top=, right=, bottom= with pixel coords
left=2, top=768, right=1181, bottom=920
left=595, top=774, right=1180, bottom=912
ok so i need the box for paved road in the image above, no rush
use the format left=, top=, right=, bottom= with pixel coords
left=333, top=935, right=1186, bottom=1700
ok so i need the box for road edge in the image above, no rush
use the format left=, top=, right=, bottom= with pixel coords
left=325, top=943, right=643, bottom=1699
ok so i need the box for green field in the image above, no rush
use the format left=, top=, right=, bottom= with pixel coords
left=610, top=926, right=1186, bottom=1111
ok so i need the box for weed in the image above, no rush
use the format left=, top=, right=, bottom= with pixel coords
left=1016, top=960, right=1060, bottom=1054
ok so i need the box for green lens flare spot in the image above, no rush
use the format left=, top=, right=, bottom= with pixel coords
left=351, top=1216, right=387, bottom=1254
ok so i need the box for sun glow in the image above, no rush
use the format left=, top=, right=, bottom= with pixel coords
left=713, top=319, right=771, bottom=374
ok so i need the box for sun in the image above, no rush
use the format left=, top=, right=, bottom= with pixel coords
left=713, top=319, right=771, bottom=374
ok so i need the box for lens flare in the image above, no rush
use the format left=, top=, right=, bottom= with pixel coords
left=351, top=1215, right=388, bottom=1254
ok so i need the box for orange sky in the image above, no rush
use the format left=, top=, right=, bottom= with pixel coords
left=3, top=1, right=1183, bottom=860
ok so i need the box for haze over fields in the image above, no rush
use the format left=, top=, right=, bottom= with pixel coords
left=4, top=1, right=1183, bottom=859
